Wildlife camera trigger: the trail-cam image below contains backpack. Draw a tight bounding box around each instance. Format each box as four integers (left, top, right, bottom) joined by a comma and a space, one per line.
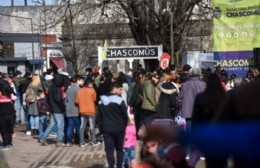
25, 88, 36, 103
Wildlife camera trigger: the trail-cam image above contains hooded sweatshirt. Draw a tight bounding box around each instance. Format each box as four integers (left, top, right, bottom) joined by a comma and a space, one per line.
47, 74, 65, 113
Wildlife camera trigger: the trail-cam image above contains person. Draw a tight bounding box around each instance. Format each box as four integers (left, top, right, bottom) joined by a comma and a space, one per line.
76, 78, 99, 147
129, 72, 144, 137
180, 68, 206, 131
19, 72, 32, 130
36, 89, 50, 141
123, 114, 136, 168
98, 71, 114, 97
180, 64, 192, 83
117, 72, 129, 106
65, 75, 84, 146
40, 74, 66, 146
141, 73, 160, 123
0, 79, 15, 150
4, 75, 21, 126
157, 72, 178, 119
25, 74, 43, 136
41, 69, 53, 95
99, 82, 128, 168
192, 73, 227, 168
225, 74, 236, 91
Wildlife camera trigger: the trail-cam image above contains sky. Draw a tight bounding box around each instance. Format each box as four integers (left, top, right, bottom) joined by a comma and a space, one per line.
0, 0, 54, 6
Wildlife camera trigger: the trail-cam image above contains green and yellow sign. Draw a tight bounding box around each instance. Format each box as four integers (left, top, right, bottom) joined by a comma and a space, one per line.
212, 0, 260, 77
213, 0, 260, 51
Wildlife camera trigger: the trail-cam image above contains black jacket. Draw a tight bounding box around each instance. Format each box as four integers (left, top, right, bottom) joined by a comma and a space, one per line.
129, 82, 143, 111
47, 74, 65, 113
157, 82, 178, 119
98, 93, 128, 133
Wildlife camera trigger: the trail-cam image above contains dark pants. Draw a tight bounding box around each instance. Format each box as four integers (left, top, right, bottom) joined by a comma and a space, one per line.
205, 156, 227, 168
140, 109, 156, 124
0, 115, 13, 146
23, 105, 30, 131
103, 132, 125, 168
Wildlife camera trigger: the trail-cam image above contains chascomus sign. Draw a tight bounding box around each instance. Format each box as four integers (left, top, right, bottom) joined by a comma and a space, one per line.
106, 46, 159, 59
98, 45, 163, 70
98, 45, 163, 61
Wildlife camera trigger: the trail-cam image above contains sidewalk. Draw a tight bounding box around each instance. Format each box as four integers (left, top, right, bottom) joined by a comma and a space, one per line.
1, 125, 205, 168
1, 125, 106, 168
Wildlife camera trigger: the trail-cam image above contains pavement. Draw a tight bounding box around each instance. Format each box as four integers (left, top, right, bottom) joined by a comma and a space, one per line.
1, 125, 205, 168
1, 125, 107, 168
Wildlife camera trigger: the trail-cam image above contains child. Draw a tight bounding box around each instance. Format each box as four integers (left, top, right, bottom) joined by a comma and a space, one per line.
36, 90, 49, 140
123, 114, 136, 168
0, 80, 15, 150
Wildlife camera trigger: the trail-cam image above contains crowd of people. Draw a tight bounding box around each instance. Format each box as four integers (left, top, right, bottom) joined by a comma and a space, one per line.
0, 64, 260, 168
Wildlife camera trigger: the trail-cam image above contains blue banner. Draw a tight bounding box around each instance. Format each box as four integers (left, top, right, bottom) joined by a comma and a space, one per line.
214, 51, 253, 77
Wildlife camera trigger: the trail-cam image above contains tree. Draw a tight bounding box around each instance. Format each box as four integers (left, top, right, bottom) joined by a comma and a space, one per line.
42, 0, 104, 74
101, 0, 210, 68
45, 0, 211, 73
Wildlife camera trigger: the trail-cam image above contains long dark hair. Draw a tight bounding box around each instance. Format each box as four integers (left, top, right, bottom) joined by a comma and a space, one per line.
204, 73, 226, 115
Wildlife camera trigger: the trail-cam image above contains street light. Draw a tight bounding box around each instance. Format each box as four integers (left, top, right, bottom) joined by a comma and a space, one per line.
0, 13, 36, 73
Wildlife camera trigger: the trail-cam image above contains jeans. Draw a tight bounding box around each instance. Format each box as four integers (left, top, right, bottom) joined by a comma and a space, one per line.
40, 113, 65, 144
103, 132, 125, 168
30, 115, 39, 129
14, 99, 20, 122
66, 116, 80, 144
39, 115, 48, 139
20, 104, 25, 124
123, 146, 135, 168
23, 105, 30, 131
80, 115, 96, 145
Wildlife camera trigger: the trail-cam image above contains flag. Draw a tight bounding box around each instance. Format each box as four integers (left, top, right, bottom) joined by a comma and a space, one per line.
101, 39, 108, 60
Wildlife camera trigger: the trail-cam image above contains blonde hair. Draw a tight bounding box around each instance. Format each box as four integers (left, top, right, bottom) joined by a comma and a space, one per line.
31, 74, 41, 87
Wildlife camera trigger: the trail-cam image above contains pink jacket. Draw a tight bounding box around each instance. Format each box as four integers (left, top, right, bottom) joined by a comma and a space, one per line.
124, 125, 136, 148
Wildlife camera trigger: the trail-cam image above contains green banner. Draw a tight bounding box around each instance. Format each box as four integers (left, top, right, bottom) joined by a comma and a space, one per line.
212, 0, 260, 51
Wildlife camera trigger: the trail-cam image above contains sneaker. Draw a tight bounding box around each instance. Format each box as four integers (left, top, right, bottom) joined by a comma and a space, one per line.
91, 142, 101, 147
1, 145, 12, 151
80, 143, 88, 148
66, 143, 72, 147
41, 141, 48, 146
49, 133, 57, 138
56, 143, 66, 147
26, 131, 31, 136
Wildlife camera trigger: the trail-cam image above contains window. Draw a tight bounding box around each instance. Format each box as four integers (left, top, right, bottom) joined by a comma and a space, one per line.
0, 0, 11, 6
